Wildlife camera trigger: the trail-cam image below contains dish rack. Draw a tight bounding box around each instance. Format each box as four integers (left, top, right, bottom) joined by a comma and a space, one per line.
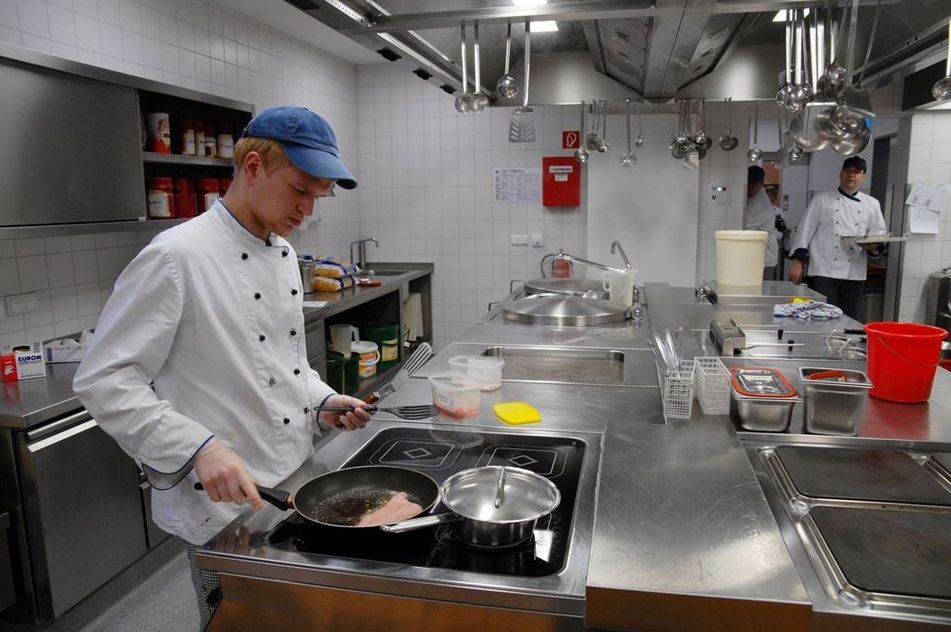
661, 363, 695, 420
694, 357, 730, 415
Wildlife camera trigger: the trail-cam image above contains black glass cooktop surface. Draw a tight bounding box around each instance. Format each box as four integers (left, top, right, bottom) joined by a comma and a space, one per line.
268, 427, 585, 577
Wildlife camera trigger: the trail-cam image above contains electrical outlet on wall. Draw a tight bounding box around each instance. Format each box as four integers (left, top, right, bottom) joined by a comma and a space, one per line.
531, 233, 544, 247
5, 292, 38, 316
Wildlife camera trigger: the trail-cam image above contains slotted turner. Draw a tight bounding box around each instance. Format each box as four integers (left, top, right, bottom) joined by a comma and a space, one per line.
322, 404, 438, 420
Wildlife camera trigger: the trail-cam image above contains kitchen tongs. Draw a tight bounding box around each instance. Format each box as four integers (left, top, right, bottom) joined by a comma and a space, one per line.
321, 404, 438, 420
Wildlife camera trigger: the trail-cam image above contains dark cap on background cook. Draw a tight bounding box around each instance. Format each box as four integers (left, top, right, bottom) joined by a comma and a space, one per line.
841, 156, 867, 173
242, 106, 357, 189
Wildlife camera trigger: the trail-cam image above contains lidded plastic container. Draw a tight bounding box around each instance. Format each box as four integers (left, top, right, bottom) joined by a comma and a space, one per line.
715, 230, 767, 287
448, 355, 504, 391
429, 371, 480, 418
729, 367, 800, 432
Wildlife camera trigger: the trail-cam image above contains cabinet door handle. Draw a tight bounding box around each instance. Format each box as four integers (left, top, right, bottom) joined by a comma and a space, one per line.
27, 419, 98, 453
25, 409, 93, 442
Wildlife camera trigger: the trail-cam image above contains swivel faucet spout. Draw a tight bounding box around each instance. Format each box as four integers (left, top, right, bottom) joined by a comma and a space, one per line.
350, 237, 379, 272
611, 240, 632, 269
539, 250, 628, 278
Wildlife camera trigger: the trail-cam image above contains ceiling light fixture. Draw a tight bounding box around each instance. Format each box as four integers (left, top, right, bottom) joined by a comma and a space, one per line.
512, 0, 547, 7
772, 9, 810, 22
532, 21, 559, 33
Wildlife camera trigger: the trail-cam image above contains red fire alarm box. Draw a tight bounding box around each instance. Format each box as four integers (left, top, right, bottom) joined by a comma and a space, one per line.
542, 156, 581, 207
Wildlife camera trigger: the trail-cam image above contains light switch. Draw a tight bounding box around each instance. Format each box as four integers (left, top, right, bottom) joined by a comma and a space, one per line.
5, 292, 38, 316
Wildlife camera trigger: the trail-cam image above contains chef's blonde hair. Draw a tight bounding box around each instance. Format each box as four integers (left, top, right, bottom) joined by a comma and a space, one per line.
233, 137, 292, 175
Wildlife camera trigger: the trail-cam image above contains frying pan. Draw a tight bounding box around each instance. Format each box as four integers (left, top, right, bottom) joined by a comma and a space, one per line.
196, 465, 439, 529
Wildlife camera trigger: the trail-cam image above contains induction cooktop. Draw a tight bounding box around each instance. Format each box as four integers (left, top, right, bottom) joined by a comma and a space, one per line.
268, 427, 586, 577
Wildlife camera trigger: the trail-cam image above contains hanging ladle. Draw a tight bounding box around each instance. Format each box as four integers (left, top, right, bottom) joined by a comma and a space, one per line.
619, 98, 637, 167
470, 22, 489, 112
634, 100, 645, 147
453, 23, 472, 113
747, 105, 762, 163
574, 101, 590, 165
932, 17, 951, 101
496, 20, 519, 99
597, 100, 609, 152
718, 98, 739, 151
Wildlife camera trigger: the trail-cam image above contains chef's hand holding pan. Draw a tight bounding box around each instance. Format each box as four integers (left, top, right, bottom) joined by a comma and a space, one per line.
320, 394, 372, 430
194, 440, 263, 511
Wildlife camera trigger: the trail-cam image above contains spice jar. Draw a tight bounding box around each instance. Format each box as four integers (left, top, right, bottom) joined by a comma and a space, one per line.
173, 178, 196, 218
203, 121, 217, 158
180, 117, 196, 156
146, 112, 171, 153
195, 119, 206, 157
197, 178, 220, 212
147, 177, 175, 218
217, 121, 234, 159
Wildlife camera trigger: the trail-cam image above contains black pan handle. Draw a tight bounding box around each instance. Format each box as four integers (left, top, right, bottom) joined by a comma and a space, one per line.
843, 328, 865, 335
193, 482, 293, 511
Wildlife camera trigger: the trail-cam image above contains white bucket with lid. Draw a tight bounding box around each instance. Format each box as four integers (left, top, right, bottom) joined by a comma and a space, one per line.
715, 230, 767, 287
352, 341, 379, 378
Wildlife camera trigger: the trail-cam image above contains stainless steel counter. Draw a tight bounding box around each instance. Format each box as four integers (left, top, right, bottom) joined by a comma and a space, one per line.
302, 262, 432, 321
0, 363, 80, 429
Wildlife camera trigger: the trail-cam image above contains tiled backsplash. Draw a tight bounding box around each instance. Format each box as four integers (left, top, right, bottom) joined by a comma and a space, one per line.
0, 0, 362, 346
901, 111, 951, 323
0, 1, 945, 350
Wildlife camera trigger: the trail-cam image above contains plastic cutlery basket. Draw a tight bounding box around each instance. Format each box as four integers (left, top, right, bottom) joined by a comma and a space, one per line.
661, 363, 695, 420
694, 357, 730, 415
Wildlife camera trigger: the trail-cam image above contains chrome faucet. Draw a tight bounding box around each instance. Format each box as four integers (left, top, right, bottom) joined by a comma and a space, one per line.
610, 240, 632, 269
539, 251, 629, 278
349, 237, 378, 272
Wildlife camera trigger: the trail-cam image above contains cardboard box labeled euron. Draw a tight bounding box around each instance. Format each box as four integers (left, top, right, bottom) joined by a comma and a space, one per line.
1, 342, 47, 382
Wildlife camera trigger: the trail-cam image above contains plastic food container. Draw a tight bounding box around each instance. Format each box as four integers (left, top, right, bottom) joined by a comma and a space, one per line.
799, 367, 872, 435
729, 367, 800, 432
448, 356, 505, 391
429, 371, 480, 418
715, 230, 767, 287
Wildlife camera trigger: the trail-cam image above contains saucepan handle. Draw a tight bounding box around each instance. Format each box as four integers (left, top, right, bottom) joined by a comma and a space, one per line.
379, 512, 459, 533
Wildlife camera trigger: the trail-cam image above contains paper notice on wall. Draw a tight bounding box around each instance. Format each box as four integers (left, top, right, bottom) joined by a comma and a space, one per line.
908, 206, 941, 234
493, 168, 541, 203
905, 183, 948, 211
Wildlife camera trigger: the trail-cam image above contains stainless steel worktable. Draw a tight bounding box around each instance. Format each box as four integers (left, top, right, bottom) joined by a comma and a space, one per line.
190, 280, 951, 631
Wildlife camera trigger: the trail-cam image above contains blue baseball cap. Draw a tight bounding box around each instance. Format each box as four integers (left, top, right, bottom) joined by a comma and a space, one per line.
243, 106, 357, 189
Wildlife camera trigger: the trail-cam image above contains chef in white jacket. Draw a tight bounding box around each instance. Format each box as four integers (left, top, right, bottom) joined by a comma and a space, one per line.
73, 106, 371, 630
788, 156, 887, 320
744, 165, 782, 279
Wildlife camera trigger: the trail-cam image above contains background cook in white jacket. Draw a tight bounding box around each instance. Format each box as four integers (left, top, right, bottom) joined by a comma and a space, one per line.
73, 107, 371, 546
745, 165, 782, 274
788, 156, 887, 319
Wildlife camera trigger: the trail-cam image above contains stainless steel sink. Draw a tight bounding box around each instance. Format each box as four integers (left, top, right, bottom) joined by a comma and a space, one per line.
482, 345, 625, 384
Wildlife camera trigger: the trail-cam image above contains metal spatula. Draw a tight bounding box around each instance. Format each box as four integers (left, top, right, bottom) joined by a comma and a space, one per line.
508, 20, 534, 142
368, 342, 433, 403
322, 404, 438, 420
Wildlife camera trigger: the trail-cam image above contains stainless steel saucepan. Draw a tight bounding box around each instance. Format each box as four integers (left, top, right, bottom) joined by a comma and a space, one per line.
382, 466, 560, 547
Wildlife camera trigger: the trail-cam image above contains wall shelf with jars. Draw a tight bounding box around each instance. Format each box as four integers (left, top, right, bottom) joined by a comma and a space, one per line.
139, 89, 252, 221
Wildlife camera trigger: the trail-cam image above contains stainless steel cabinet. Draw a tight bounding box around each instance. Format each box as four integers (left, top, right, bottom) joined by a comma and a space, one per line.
16, 409, 147, 619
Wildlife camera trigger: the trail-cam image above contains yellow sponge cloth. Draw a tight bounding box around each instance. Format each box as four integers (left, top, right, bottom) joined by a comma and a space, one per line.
493, 401, 541, 425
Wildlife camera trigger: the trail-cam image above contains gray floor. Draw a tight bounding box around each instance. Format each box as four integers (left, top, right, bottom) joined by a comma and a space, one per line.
2, 538, 198, 632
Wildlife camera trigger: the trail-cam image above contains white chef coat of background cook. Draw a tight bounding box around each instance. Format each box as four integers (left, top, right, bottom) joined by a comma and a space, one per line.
791, 189, 887, 281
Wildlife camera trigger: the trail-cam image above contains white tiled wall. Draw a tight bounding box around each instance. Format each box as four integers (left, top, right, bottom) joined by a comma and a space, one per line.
355, 65, 587, 347
900, 111, 951, 323
0, 0, 362, 346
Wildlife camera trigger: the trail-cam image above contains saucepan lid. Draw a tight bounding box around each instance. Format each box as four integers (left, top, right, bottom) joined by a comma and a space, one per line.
440, 466, 560, 524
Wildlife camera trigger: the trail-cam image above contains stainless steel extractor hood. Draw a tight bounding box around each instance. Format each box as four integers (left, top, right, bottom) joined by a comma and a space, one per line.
284, 0, 951, 104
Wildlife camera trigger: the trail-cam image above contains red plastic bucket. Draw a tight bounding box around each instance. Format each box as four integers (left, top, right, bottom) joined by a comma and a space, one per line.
864, 321, 948, 403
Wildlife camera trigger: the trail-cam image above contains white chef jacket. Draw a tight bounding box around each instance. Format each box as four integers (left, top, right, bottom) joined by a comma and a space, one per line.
791, 189, 887, 281
744, 188, 781, 267
74, 201, 335, 544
